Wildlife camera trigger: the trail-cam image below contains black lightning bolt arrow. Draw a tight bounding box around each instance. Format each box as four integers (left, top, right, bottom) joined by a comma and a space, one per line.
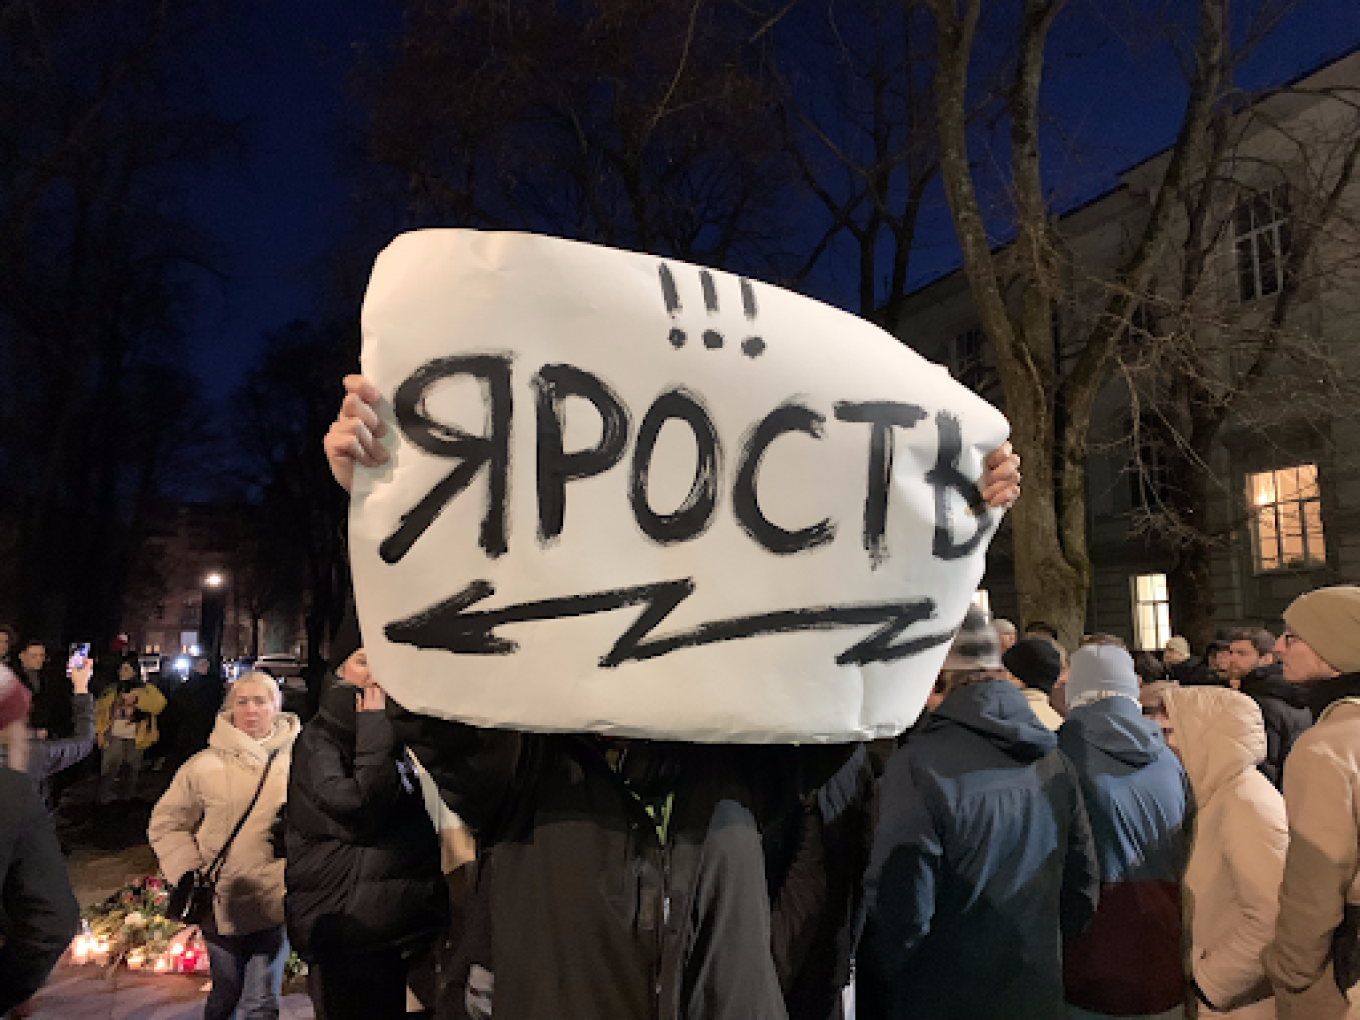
383, 579, 958, 668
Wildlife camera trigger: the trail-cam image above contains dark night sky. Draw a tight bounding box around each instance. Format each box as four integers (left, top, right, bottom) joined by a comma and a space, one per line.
183, 1, 399, 400
184, 1, 1360, 401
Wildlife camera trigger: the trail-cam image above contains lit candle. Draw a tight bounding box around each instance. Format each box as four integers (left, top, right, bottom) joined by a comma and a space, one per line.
71, 936, 89, 965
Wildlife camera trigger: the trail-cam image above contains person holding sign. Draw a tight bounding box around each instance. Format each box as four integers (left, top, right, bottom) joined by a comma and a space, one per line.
325, 373, 1019, 1020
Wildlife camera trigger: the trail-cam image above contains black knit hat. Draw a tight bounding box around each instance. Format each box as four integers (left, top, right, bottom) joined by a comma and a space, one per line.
1002, 637, 1064, 694
328, 600, 363, 672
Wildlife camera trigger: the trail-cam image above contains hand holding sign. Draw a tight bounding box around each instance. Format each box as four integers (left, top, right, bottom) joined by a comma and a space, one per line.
326, 376, 388, 491
347, 230, 1013, 742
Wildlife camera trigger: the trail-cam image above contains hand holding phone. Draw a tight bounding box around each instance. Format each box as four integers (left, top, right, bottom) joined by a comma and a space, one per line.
66, 642, 90, 674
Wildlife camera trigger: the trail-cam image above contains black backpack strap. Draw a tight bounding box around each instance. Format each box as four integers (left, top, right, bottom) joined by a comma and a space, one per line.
203, 748, 279, 882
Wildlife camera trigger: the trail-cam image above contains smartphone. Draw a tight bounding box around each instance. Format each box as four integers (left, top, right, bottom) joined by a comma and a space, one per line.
66, 642, 91, 673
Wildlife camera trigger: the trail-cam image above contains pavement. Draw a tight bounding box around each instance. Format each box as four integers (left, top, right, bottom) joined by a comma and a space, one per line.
26, 966, 315, 1020
18, 760, 314, 1020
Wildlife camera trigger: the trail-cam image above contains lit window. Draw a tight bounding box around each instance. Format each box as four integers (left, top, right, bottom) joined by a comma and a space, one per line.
1131, 573, 1171, 651
972, 590, 991, 614
1234, 186, 1291, 302
1248, 465, 1325, 571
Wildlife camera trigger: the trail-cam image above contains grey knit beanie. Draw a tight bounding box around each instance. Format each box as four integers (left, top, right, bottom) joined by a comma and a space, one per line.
1066, 645, 1141, 708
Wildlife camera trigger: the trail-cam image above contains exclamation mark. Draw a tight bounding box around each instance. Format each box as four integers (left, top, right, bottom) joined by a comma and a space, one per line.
659, 264, 685, 348
740, 279, 764, 358
700, 270, 723, 349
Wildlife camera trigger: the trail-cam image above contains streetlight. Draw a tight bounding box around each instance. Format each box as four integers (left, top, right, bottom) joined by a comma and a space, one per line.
200, 572, 228, 661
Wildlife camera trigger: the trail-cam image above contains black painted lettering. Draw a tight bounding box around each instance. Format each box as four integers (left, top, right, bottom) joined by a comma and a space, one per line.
733, 403, 835, 555
834, 401, 928, 567
629, 388, 721, 545
382, 354, 513, 564
533, 364, 630, 543
926, 411, 994, 560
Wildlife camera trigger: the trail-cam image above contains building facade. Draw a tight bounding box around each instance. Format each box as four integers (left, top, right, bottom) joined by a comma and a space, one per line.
894, 49, 1360, 649
121, 502, 305, 660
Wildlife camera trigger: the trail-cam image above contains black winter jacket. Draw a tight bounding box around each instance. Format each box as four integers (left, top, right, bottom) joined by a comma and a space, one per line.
0, 767, 79, 1012
776, 743, 879, 1020
389, 698, 856, 1020
858, 678, 1101, 1020
1239, 663, 1313, 789
284, 685, 446, 961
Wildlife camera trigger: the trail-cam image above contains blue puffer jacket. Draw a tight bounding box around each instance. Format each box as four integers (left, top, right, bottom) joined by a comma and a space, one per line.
1058, 696, 1191, 1017
859, 678, 1100, 1020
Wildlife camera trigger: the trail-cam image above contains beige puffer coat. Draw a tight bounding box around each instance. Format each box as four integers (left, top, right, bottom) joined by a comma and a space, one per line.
148, 710, 299, 936
1264, 696, 1360, 1020
1164, 686, 1289, 1019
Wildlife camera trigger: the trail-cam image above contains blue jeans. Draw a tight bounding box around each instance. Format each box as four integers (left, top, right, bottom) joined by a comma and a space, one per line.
204, 925, 288, 1020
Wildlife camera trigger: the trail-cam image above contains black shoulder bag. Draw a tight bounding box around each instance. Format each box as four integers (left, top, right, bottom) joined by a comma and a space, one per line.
167, 749, 279, 928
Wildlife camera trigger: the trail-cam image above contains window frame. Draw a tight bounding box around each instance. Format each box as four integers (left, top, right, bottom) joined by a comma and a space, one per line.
949, 325, 987, 392
1233, 185, 1292, 303
1130, 573, 1172, 652
1246, 463, 1326, 573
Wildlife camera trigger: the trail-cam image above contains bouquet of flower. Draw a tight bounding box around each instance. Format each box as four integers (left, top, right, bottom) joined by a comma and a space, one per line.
73, 875, 308, 981
74, 876, 206, 974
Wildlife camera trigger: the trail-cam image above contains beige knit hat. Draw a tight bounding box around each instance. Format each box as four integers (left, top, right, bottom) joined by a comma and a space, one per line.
1163, 636, 1190, 658
1283, 585, 1360, 673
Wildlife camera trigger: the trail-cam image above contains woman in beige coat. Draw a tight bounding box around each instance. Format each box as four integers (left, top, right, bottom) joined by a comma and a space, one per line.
149, 671, 300, 1020
1162, 685, 1289, 1019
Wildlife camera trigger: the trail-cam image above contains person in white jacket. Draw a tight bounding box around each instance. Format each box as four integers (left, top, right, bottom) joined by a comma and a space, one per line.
148, 671, 300, 1020
1162, 685, 1288, 1018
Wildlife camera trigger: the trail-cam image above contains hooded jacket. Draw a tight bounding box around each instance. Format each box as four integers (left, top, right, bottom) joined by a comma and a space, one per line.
1058, 694, 1190, 1017
1238, 664, 1312, 790
1164, 686, 1288, 1019
858, 677, 1100, 1020
389, 699, 857, 1020
284, 684, 446, 961
148, 710, 300, 936
1263, 680, 1360, 1020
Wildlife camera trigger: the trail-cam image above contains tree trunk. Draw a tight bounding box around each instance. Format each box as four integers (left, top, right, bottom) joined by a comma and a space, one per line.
1001, 359, 1089, 647
1170, 541, 1216, 652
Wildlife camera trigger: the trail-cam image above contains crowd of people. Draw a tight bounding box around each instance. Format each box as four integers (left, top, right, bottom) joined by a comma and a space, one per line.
0, 377, 1356, 1020
0, 637, 231, 1018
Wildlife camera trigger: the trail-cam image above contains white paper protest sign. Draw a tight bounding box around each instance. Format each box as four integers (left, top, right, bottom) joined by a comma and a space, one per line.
350, 229, 1009, 742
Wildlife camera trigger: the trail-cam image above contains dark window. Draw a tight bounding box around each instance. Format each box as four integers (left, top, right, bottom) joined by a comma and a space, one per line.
951, 326, 987, 391
1234, 186, 1291, 302
1128, 414, 1171, 509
